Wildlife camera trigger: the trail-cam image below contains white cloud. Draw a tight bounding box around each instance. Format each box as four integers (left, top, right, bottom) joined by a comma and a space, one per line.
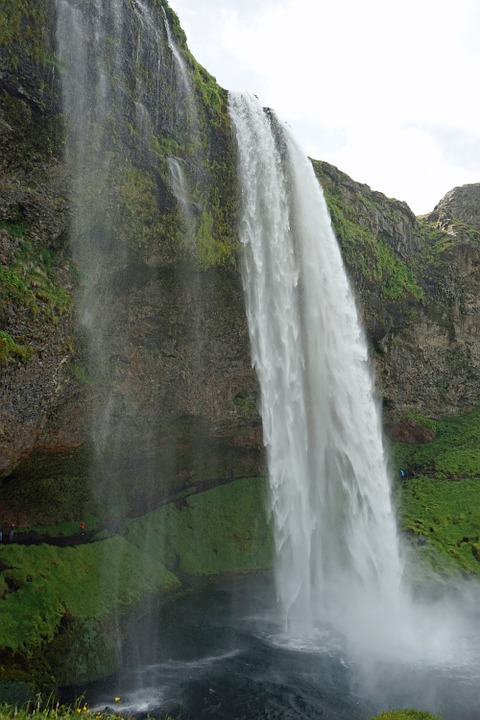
170, 0, 480, 213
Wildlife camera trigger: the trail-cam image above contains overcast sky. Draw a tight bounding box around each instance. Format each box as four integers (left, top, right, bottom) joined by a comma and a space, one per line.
169, 0, 480, 215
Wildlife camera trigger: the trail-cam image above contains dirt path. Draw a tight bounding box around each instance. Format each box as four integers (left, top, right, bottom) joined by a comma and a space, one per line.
0, 473, 261, 549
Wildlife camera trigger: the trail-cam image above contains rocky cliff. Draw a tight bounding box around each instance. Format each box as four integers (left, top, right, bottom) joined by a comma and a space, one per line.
2, 0, 480, 480
1, 0, 480, 482
314, 162, 480, 435
0, 0, 78, 476
0, 0, 260, 488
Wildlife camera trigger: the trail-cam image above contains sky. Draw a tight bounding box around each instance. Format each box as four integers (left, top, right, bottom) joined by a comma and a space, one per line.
169, 0, 480, 215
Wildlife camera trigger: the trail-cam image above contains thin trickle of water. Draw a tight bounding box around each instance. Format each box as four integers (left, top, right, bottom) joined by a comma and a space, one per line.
162, 6, 199, 132
161, 6, 203, 255
229, 91, 404, 637
167, 157, 196, 241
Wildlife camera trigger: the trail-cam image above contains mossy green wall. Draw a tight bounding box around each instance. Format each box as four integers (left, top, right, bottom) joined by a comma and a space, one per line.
0, 477, 272, 689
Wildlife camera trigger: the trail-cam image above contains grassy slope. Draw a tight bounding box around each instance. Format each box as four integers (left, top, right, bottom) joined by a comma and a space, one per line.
2, 405, 480, 655
126, 476, 272, 575
0, 477, 271, 654
392, 407, 480, 577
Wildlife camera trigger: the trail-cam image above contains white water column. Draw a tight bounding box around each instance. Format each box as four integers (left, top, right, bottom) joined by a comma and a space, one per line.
229, 91, 404, 635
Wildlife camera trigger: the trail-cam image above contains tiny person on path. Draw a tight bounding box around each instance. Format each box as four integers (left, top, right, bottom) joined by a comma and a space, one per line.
8, 524, 14, 542
80, 521, 85, 537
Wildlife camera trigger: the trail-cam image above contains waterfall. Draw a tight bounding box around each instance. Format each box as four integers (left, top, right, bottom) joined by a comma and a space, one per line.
162, 6, 200, 133
167, 157, 196, 241
54, 0, 204, 617
229, 91, 405, 639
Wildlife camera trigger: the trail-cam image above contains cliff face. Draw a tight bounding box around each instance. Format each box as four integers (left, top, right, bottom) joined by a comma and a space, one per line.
0, 0, 80, 475
1, 2, 480, 476
313, 162, 480, 430
0, 0, 260, 483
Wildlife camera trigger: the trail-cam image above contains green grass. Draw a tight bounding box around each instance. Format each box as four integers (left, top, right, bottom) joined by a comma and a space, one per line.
0, 477, 271, 655
317, 180, 423, 302
0, 702, 133, 720
0, 703, 438, 720
126, 476, 273, 576
392, 407, 480, 576
0, 539, 179, 653
0, 331, 33, 364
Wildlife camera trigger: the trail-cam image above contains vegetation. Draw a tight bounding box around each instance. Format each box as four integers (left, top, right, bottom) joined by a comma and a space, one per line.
0, 701, 133, 720
0, 331, 33, 364
392, 407, 480, 576
0, 702, 439, 720
116, 161, 180, 256
0, 220, 72, 339
2, 449, 94, 528
0, 476, 271, 672
0, 0, 52, 67
1, 0, 478, 711
0, 539, 179, 652
0, 703, 441, 720
0, 0, 63, 164
126, 476, 273, 576
313, 162, 424, 302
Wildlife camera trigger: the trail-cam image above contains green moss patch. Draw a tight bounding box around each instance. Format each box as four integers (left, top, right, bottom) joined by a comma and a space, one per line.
126, 476, 273, 576
0, 474, 272, 665
0, 331, 33, 364
0, 230, 72, 331
312, 161, 423, 302
0, 538, 179, 653
327, 198, 423, 301
393, 407, 480, 576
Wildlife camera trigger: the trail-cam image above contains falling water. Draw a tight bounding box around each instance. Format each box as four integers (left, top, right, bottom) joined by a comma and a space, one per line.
54, 0, 206, 641
55, 0, 201, 476
167, 157, 196, 241
162, 6, 200, 133
229, 91, 405, 639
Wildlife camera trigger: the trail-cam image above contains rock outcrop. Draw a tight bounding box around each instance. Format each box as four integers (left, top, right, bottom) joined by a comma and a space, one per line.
0, 0, 259, 481
429, 183, 480, 228
314, 161, 480, 422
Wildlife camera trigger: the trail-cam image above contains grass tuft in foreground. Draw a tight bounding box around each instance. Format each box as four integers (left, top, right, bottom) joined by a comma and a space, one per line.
0, 701, 126, 720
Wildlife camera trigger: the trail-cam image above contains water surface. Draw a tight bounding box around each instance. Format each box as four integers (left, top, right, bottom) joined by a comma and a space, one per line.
89, 575, 480, 720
